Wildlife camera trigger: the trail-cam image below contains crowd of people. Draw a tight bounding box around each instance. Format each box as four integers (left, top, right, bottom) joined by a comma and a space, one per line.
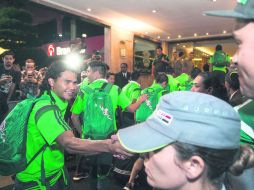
0, 1, 254, 190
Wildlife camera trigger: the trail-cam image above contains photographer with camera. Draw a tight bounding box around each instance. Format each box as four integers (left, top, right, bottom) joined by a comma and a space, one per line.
20, 59, 42, 99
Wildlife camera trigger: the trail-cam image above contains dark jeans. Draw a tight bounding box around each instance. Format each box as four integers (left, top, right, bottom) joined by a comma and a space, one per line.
14, 174, 68, 190
121, 112, 135, 129
212, 70, 226, 85
0, 92, 8, 123
89, 153, 113, 190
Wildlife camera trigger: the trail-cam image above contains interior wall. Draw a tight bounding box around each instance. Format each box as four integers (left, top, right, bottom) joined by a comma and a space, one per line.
104, 26, 134, 73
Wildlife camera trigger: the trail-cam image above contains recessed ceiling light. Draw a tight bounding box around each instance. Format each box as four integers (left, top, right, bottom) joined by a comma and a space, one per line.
183, 45, 186, 48
178, 35, 181, 38
223, 30, 227, 34
194, 33, 197, 37
87, 8, 92, 12
212, 0, 217, 2
206, 32, 209, 35
152, 10, 157, 13
157, 35, 160, 39
167, 36, 170, 39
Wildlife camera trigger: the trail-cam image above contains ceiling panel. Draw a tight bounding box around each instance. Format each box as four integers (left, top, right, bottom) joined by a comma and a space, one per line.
33, 0, 237, 40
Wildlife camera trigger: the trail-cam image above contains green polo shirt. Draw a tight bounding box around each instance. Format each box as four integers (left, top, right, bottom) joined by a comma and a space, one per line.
16, 91, 70, 187
71, 79, 129, 135
119, 81, 141, 106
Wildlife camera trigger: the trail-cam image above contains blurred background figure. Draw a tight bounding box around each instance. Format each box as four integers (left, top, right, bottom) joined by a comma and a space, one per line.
151, 46, 169, 78
209, 44, 230, 84
106, 72, 115, 84
20, 59, 42, 99
191, 72, 228, 102
225, 71, 246, 107
115, 63, 131, 89
0, 51, 21, 122
182, 51, 194, 75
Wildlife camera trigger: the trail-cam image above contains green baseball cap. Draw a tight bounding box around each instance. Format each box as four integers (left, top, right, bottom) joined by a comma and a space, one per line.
204, 0, 254, 20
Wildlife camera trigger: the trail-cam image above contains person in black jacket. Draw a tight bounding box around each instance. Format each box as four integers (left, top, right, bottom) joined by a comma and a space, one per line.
115, 63, 131, 89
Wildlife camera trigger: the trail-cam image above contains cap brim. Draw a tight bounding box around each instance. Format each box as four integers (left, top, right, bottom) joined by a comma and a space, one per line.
203, 10, 250, 19
117, 122, 174, 153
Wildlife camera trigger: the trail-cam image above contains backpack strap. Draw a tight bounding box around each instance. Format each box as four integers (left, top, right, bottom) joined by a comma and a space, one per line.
82, 85, 94, 94
26, 144, 47, 167
35, 104, 59, 124
34, 102, 60, 189
101, 82, 113, 93
161, 90, 169, 96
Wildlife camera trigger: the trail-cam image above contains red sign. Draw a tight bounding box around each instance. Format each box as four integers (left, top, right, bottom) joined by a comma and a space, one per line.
47, 44, 55, 56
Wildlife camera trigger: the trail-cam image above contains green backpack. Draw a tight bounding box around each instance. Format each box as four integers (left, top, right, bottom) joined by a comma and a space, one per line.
136, 87, 167, 123
81, 82, 115, 140
213, 51, 227, 67
0, 97, 54, 175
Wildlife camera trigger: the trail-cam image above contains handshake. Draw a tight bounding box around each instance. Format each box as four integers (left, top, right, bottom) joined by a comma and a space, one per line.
110, 134, 133, 159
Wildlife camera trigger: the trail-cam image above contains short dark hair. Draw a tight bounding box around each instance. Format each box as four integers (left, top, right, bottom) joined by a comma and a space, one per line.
178, 51, 184, 57
106, 72, 115, 79
25, 59, 35, 65
121, 63, 128, 68
215, 44, 222, 51
190, 67, 201, 79
88, 60, 107, 78
2, 51, 15, 58
39, 60, 78, 96
156, 46, 163, 51
198, 72, 228, 101
173, 142, 239, 181
225, 72, 240, 91
156, 73, 168, 84
130, 71, 140, 81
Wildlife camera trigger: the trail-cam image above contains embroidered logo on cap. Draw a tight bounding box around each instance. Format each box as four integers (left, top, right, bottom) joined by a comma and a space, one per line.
154, 109, 173, 126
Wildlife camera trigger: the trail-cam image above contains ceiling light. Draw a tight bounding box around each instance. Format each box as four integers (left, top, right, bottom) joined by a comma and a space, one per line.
206, 32, 209, 35
145, 31, 149, 34
58, 33, 62, 37
223, 30, 227, 34
183, 45, 186, 48
82, 33, 87, 38
178, 35, 181, 38
152, 10, 157, 13
194, 33, 197, 37
167, 36, 170, 39
87, 8, 92, 12
157, 35, 160, 39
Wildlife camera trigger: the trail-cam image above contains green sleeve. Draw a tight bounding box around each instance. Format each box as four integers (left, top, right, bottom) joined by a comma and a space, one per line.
208, 56, 213, 64
71, 94, 85, 115
226, 55, 231, 62
118, 91, 131, 111
131, 90, 141, 101
37, 108, 70, 145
